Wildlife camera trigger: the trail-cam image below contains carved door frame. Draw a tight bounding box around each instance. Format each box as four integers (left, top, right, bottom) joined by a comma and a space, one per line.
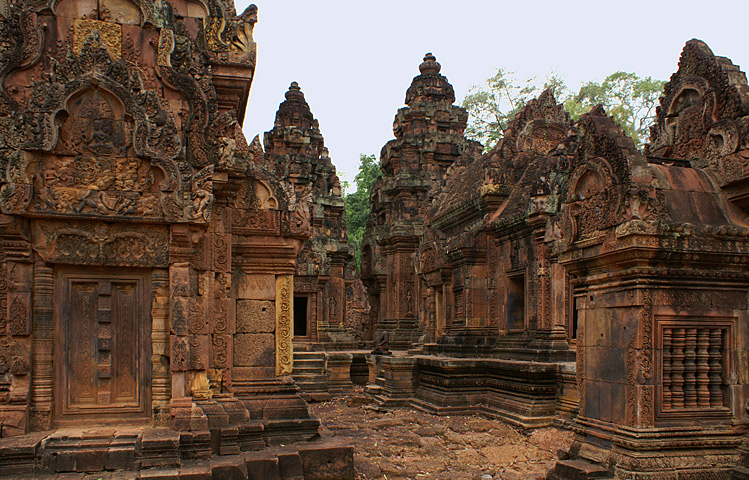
53, 267, 152, 426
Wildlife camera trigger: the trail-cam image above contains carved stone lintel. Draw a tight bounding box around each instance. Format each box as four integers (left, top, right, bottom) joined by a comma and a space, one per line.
32, 221, 169, 268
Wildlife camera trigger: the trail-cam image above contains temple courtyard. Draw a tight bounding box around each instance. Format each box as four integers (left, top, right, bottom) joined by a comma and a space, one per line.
311, 389, 574, 480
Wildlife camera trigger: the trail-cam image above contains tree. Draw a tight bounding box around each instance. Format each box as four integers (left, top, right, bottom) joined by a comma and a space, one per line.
344, 154, 382, 268
570, 72, 665, 146
462, 69, 541, 150
462, 70, 665, 149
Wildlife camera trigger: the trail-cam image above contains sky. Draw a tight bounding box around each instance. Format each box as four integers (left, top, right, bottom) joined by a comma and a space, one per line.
235, 0, 749, 191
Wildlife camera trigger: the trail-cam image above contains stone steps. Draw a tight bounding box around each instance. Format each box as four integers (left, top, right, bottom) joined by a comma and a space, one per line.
0, 429, 354, 479
292, 352, 330, 401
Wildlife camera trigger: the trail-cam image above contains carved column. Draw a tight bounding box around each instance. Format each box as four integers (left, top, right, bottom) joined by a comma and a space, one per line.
151, 268, 170, 417
31, 262, 53, 431
275, 275, 293, 376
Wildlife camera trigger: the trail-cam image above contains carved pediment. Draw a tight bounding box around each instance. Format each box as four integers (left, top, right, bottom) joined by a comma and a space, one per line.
565, 157, 621, 240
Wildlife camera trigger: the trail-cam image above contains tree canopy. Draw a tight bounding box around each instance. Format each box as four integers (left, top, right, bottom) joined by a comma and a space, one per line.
344, 154, 382, 268
462, 70, 665, 150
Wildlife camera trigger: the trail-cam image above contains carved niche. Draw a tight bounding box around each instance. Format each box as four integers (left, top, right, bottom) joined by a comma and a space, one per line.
566, 157, 620, 240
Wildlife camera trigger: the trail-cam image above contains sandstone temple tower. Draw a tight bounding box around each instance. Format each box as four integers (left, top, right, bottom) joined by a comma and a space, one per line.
360, 53, 482, 349
263, 82, 368, 351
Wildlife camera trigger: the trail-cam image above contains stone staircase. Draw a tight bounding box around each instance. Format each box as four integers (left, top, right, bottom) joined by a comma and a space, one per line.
292, 352, 330, 402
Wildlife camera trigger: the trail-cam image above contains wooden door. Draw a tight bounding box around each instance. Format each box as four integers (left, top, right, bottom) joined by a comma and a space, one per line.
55, 270, 150, 424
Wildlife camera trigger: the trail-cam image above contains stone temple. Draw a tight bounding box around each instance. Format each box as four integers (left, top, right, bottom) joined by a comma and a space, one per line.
0, 0, 353, 478
361, 45, 749, 479
0, 1, 746, 479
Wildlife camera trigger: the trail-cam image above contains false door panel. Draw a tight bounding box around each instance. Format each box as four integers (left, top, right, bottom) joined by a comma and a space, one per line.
56, 270, 150, 424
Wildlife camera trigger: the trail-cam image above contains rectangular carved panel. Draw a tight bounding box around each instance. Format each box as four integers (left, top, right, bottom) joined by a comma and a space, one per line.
55, 269, 150, 425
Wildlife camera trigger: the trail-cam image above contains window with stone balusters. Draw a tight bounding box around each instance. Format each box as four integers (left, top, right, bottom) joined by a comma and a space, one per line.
657, 318, 733, 417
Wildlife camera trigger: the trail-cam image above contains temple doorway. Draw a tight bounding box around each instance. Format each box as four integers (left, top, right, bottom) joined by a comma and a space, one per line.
54, 269, 151, 425
294, 296, 308, 337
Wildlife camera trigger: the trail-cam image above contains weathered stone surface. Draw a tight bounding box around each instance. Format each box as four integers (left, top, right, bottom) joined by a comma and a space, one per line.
244, 450, 280, 480
236, 300, 275, 333
236, 275, 276, 301
233, 334, 275, 367
297, 441, 355, 480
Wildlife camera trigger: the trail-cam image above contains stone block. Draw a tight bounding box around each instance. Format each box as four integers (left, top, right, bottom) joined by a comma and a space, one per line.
0, 404, 29, 437
100, 0, 142, 25
178, 430, 211, 460
106, 446, 136, 470
277, 449, 303, 479
0, 431, 47, 475
210, 455, 248, 480
243, 451, 280, 480
233, 334, 274, 367
237, 421, 265, 452
237, 275, 276, 300
210, 298, 233, 335
50, 0, 98, 19
178, 461, 211, 480
326, 353, 354, 394
139, 468, 180, 479
45, 451, 76, 472
297, 441, 355, 480
74, 448, 106, 472
236, 300, 275, 333
549, 459, 612, 479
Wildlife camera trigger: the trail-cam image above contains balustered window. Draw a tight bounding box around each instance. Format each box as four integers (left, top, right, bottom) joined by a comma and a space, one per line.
657, 318, 732, 417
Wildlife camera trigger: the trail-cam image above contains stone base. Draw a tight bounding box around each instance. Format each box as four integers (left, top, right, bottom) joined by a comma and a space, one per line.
546, 459, 613, 479
366, 354, 563, 429
547, 423, 746, 480
0, 428, 354, 479
234, 380, 321, 446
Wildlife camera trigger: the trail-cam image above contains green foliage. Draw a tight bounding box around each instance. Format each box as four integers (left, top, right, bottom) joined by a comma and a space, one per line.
463, 70, 665, 150
571, 72, 665, 146
462, 69, 541, 151
344, 154, 382, 268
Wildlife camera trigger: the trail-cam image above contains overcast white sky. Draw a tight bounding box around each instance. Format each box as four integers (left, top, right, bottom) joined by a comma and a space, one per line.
236, 0, 749, 190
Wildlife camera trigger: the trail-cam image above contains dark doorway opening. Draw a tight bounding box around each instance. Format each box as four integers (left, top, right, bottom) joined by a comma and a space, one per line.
507, 274, 525, 331
294, 296, 308, 337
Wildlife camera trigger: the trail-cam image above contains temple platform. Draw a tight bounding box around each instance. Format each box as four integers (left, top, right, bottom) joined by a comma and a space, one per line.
0, 427, 354, 480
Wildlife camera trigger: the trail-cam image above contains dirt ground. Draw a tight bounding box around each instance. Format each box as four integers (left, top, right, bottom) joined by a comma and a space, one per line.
310, 388, 574, 480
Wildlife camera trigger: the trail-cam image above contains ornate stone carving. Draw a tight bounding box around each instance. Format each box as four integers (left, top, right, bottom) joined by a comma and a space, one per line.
210, 334, 229, 369
73, 20, 122, 61
566, 157, 620, 239
8, 293, 30, 336
275, 275, 292, 376
33, 221, 169, 267
171, 337, 188, 372
626, 290, 653, 427
157, 28, 175, 67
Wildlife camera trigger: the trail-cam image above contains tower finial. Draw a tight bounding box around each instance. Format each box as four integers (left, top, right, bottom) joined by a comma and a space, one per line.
285, 81, 304, 101
419, 53, 441, 75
